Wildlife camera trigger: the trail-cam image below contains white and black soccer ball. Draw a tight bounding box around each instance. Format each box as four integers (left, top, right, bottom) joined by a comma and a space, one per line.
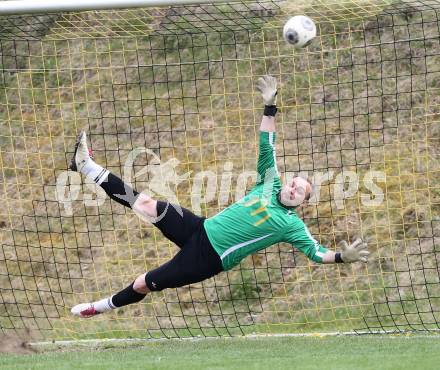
283, 15, 316, 48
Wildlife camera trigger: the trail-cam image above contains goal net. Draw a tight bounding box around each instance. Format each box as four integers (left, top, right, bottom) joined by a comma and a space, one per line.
1, 0, 440, 341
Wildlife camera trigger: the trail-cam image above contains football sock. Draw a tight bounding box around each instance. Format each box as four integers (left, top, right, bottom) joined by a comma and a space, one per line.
99, 172, 140, 208
93, 297, 116, 313
80, 156, 140, 208
93, 282, 146, 312
111, 282, 146, 308
81, 158, 109, 185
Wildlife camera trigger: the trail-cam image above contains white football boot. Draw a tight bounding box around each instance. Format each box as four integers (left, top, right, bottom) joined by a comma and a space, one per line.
69, 131, 93, 172
71, 303, 101, 318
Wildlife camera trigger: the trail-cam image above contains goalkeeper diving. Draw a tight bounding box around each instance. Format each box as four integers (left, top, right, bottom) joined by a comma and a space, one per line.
70, 75, 370, 318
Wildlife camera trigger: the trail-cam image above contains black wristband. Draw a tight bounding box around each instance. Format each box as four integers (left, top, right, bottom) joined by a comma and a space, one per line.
264, 105, 277, 117
335, 252, 344, 263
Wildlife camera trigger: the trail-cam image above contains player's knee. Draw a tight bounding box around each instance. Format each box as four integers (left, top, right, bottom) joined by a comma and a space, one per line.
132, 194, 157, 219
133, 273, 149, 294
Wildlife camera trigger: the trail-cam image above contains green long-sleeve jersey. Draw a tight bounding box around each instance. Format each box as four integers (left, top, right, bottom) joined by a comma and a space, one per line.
204, 131, 329, 271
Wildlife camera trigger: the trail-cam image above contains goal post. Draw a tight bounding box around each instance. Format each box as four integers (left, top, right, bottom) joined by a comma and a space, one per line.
1, 0, 440, 341
0, 0, 235, 15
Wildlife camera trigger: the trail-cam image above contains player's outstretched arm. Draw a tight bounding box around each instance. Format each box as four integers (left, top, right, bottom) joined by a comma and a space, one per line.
255, 75, 280, 184
286, 223, 370, 265
256, 75, 278, 132
321, 238, 370, 264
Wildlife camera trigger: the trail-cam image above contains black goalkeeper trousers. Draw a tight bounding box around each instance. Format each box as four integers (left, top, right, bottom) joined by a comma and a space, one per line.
145, 201, 223, 291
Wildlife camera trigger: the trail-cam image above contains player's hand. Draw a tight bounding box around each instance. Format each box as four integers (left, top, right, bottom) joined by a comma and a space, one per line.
340, 238, 369, 263
256, 75, 277, 106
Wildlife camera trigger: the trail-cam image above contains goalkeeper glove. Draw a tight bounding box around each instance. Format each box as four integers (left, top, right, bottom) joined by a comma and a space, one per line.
339, 238, 369, 263
256, 75, 278, 106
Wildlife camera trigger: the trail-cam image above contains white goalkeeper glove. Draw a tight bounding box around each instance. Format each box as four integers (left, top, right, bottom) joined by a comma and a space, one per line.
256, 75, 278, 106
340, 238, 369, 263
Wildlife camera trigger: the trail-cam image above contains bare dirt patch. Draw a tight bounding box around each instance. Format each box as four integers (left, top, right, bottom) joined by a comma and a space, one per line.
0, 332, 37, 355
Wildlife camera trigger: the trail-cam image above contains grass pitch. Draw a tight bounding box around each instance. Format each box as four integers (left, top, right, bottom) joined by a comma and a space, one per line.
1, 335, 439, 370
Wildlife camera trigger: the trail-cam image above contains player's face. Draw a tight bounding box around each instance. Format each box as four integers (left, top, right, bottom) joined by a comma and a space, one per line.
279, 177, 311, 207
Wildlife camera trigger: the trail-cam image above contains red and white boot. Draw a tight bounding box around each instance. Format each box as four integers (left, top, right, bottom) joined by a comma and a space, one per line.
71, 297, 115, 318
69, 131, 93, 172
68, 131, 108, 185
71, 303, 101, 318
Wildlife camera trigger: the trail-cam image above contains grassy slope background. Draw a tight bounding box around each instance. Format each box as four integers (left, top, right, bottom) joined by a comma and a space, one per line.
0, 0, 440, 341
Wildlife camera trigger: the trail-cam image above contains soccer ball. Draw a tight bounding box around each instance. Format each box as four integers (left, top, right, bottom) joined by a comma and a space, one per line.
283, 15, 316, 48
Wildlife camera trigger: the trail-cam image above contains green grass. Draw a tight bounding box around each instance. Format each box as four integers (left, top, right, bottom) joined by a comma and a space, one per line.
2, 335, 440, 370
